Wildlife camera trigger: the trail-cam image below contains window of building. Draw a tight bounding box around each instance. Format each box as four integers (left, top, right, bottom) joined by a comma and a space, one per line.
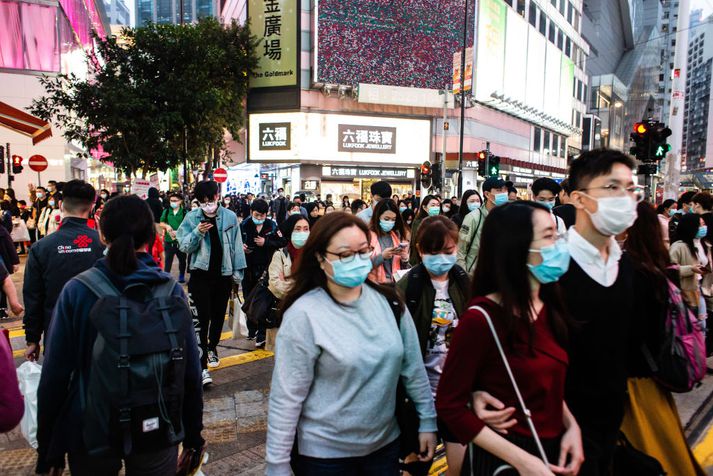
518, 0, 526, 16
583, 84, 588, 103
567, 1, 574, 23
529, 2, 537, 25
557, 30, 564, 49
551, 0, 557, 7
534, 127, 541, 151
539, 11, 547, 35
565, 37, 572, 57
549, 23, 556, 43
543, 130, 551, 153
552, 135, 560, 157
559, 0, 565, 16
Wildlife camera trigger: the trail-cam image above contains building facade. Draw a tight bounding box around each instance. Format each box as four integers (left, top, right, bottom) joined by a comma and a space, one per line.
237, 0, 588, 199
136, 0, 218, 25
0, 0, 112, 198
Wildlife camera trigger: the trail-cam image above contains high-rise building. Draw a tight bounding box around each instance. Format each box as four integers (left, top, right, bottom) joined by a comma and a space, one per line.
658, 0, 683, 121
682, 14, 713, 171
136, 0, 217, 26
104, 0, 130, 25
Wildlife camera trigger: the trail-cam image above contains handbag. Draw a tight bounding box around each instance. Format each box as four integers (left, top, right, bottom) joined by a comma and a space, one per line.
612, 432, 665, 475
466, 305, 550, 475
241, 271, 278, 327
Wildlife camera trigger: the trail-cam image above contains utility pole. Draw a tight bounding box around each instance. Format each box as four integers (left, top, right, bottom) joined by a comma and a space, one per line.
442, 90, 448, 196
457, 0, 469, 197
5, 143, 12, 188
663, 0, 690, 199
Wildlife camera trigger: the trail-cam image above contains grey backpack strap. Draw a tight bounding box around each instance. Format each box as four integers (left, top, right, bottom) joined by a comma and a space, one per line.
152, 278, 178, 299
74, 268, 121, 298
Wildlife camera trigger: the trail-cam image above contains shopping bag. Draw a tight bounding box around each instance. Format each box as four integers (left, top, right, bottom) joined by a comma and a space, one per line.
17, 361, 42, 448
11, 219, 31, 242
227, 293, 248, 338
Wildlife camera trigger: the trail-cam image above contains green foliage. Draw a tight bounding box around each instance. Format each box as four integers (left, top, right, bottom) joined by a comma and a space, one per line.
30, 18, 258, 176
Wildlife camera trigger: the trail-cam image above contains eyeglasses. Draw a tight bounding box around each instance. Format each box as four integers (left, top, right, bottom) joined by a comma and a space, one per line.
324, 247, 374, 264
579, 184, 645, 202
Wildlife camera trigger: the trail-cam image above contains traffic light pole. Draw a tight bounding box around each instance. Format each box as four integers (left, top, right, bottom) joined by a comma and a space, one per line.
457, 0, 469, 197
485, 142, 490, 179
5, 143, 11, 189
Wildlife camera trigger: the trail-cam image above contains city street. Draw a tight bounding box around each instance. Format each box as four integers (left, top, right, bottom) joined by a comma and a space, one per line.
2, 256, 713, 475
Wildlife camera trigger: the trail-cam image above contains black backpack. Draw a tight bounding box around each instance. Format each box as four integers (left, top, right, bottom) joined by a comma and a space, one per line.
74, 267, 192, 457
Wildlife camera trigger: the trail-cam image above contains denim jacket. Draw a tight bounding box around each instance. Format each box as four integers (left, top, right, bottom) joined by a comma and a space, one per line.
177, 206, 246, 282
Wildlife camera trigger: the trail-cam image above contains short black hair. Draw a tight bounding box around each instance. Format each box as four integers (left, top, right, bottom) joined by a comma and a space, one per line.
532, 178, 562, 196
62, 180, 96, 213
169, 192, 184, 200
48, 180, 57, 186
560, 178, 572, 195
693, 192, 713, 211
678, 191, 696, 208
36, 186, 46, 193
250, 199, 269, 214
277, 187, 284, 192
194, 181, 219, 202
568, 149, 635, 191
370, 181, 393, 199
350, 199, 366, 214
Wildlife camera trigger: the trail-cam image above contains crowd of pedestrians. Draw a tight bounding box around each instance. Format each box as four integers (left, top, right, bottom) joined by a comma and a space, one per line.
0, 147, 710, 476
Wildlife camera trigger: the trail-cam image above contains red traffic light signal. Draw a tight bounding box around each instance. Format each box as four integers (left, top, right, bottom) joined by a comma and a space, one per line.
11, 155, 23, 174
478, 151, 487, 160
634, 122, 648, 135
420, 161, 432, 176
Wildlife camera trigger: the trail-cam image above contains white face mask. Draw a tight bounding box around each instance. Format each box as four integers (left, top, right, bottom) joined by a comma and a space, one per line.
584, 195, 638, 236
200, 201, 218, 215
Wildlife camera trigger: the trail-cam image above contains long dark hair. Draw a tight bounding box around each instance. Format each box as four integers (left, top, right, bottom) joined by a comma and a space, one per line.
458, 190, 481, 219
100, 195, 155, 275
370, 198, 407, 239
472, 201, 568, 348
676, 213, 705, 257
624, 202, 671, 302
279, 213, 404, 319
416, 195, 440, 220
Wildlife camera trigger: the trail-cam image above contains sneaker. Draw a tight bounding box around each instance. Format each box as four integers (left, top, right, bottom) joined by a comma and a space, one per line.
255, 339, 266, 349
202, 369, 213, 386
207, 350, 220, 368
178, 274, 186, 284
247, 335, 256, 341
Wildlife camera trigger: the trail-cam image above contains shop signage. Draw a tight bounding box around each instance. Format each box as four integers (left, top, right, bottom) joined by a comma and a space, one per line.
302, 180, 319, 190
323, 166, 412, 179
259, 122, 291, 150
337, 125, 396, 154
248, 0, 298, 88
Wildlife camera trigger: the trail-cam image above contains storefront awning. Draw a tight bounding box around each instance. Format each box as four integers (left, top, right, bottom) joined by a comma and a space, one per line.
0, 101, 52, 145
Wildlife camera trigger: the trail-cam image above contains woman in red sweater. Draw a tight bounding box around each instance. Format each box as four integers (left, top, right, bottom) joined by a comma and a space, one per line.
436, 202, 584, 476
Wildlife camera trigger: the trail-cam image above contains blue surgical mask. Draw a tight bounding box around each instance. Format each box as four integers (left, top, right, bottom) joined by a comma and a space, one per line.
697, 226, 708, 239
170, 202, 180, 209
327, 253, 373, 288
380, 219, 395, 232
528, 240, 571, 284
422, 253, 457, 276
669, 209, 677, 217
252, 217, 265, 225
290, 210, 301, 216
427, 206, 440, 216
538, 200, 556, 210
291, 231, 309, 248
467, 201, 481, 212
493, 192, 509, 206
399, 206, 407, 212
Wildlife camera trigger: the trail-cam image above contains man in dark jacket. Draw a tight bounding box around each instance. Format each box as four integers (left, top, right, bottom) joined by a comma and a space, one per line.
270, 188, 289, 225
146, 187, 165, 223
240, 198, 286, 347
23, 180, 105, 361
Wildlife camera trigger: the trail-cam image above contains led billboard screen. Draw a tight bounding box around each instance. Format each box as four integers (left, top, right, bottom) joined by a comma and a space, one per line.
314, 0, 475, 89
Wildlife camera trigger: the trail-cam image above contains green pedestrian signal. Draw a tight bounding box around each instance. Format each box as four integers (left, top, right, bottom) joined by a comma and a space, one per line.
489, 155, 500, 176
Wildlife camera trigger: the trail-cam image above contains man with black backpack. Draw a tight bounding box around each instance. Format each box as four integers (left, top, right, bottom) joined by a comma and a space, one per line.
160, 192, 188, 283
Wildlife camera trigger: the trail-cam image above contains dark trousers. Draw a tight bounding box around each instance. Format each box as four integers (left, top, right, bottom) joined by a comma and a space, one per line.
242, 264, 267, 342
68, 445, 178, 476
188, 275, 232, 369
291, 438, 400, 476
164, 241, 187, 275
577, 425, 618, 476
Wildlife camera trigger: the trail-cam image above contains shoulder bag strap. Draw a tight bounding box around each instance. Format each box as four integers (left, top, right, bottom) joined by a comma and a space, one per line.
467, 305, 550, 466
464, 209, 484, 271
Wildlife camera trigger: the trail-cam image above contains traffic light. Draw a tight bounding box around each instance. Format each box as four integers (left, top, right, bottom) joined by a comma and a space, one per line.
0, 146, 4, 174
489, 155, 501, 176
630, 122, 649, 162
11, 155, 22, 174
651, 123, 672, 160
431, 161, 443, 190
420, 160, 432, 189
477, 150, 487, 176
629, 120, 672, 162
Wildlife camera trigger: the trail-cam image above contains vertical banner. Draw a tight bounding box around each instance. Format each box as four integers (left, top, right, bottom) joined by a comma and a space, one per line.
474, 0, 506, 102
248, 0, 298, 88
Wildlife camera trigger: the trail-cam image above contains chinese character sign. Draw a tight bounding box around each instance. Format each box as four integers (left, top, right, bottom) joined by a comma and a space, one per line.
338, 125, 397, 154
249, 0, 298, 88
259, 122, 291, 150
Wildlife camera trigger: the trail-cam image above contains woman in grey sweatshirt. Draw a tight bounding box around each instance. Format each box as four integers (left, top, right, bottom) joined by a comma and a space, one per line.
266, 213, 437, 475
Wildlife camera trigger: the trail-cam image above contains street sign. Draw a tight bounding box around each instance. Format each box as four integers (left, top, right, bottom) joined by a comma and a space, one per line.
213, 168, 228, 183
28, 155, 48, 172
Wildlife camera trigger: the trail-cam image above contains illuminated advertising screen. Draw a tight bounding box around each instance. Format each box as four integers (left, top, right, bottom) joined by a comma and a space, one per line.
314, 0, 475, 89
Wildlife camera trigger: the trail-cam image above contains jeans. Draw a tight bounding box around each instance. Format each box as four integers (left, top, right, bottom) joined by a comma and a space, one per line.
242, 264, 267, 342
164, 241, 187, 275
187, 275, 232, 369
291, 439, 400, 476
68, 445, 178, 476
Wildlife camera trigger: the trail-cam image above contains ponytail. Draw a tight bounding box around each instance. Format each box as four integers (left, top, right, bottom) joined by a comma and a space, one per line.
108, 233, 138, 275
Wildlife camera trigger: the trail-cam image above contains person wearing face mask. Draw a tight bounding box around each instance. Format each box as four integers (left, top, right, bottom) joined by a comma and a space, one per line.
368, 199, 409, 284
160, 192, 188, 283
656, 199, 678, 248
177, 180, 247, 386
266, 213, 437, 475
31, 185, 49, 240
266, 215, 310, 351
401, 208, 416, 233
46, 180, 62, 203
409, 195, 441, 266
438, 202, 582, 476
456, 177, 509, 275
441, 199, 455, 219
531, 178, 567, 235
38, 195, 62, 237
357, 180, 393, 223
396, 216, 470, 475
669, 190, 696, 244
669, 213, 711, 317
240, 199, 285, 348
270, 188, 289, 225
452, 190, 482, 229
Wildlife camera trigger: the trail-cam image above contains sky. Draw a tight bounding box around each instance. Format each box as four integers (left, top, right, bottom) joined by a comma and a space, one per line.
691, 0, 713, 18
